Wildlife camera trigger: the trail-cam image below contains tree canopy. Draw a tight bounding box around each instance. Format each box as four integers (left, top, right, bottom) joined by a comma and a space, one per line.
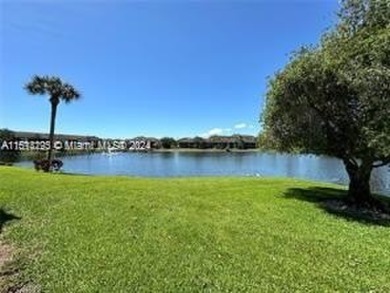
261, 0, 390, 207
25, 75, 81, 104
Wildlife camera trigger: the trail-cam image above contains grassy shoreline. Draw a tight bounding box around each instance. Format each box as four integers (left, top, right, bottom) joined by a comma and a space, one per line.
0, 166, 389, 291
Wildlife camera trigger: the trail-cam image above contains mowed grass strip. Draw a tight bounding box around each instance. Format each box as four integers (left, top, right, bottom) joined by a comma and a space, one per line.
0, 166, 389, 292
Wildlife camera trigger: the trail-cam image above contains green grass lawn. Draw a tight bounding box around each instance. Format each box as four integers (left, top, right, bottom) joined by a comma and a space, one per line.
0, 166, 389, 292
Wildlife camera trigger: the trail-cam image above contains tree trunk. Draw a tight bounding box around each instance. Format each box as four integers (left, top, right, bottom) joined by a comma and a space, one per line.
346, 166, 372, 205
343, 159, 385, 209
47, 100, 58, 172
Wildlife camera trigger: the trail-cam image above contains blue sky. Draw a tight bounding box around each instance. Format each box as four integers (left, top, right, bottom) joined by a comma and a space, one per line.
1, 0, 338, 139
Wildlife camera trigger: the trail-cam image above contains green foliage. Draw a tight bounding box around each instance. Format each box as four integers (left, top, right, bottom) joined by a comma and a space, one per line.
160, 137, 177, 149
262, 0, 390, 166
1, 167, 390, 291
0, 129, 20, 164
257, 131, 297, 152
337, 0, 390, 37
25, 75, 81, 104
193, 136, 208, 149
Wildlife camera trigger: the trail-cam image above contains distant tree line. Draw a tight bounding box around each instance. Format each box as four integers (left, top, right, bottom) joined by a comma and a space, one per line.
2, 131, 259, 157
160, 135, 258, 150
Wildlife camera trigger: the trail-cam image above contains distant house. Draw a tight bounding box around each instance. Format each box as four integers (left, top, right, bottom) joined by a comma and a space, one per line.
208, 135, 237, 149
177, 137, 196, 148
177, 135, 257, 149
244, 136, 257, 149
130, 136, 161, 149
233, 135, 257, 149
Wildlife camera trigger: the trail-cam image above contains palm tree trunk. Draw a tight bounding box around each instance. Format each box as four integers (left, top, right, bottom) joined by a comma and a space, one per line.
47, 100, 58, 172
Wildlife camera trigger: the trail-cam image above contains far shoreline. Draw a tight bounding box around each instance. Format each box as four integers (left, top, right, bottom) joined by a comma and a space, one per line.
150, 148, 260, 153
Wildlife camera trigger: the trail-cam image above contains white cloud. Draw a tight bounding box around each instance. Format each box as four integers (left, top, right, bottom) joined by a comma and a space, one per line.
199, 123, 255, 138
200, 127, 229, 138
208, 128, 224, 135
234, 123, 247, 129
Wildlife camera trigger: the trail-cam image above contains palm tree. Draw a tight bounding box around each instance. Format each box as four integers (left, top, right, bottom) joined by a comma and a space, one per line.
25, 75, 80, 171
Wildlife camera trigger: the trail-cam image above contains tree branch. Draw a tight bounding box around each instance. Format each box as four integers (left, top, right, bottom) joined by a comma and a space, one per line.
348, 157, 359, 167
373, 158, 390, 168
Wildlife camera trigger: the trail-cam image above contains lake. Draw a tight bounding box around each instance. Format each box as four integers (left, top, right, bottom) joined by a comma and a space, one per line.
17, 151, 390, 196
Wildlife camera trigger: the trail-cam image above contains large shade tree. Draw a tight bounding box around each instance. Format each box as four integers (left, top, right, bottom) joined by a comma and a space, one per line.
25, 75, 81, 171
262, 0, 390, 209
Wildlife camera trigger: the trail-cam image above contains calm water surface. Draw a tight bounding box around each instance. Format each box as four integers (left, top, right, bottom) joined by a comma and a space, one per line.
17, 152, 390, 195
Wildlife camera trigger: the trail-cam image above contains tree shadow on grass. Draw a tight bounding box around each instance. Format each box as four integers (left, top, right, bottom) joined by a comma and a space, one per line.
57, 172, 91, 176
284, 187, 390, 227
0, 209, 21, 234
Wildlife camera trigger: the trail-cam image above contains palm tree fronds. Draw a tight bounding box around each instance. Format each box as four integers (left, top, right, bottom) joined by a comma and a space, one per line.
62, 83, 81, 103
25, 75, 81, 102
